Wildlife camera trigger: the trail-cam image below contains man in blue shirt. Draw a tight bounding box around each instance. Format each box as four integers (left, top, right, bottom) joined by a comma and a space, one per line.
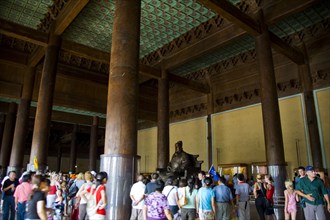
213, 176, 234, 220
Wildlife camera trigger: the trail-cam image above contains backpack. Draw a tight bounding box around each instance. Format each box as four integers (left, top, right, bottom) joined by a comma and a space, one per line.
68, 182, 78, 198
86, 185, 101, 217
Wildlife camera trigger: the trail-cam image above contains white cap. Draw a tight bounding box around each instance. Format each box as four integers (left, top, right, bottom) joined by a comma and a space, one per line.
91, 171, 97, 177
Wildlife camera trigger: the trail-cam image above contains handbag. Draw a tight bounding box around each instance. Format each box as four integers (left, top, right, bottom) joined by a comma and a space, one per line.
86, 185, 101, 217
259, 183, 272, 208
179, 187, 187, 206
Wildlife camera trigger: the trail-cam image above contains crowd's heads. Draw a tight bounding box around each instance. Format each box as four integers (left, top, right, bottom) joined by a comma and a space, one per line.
32, 175, 51, 191
137, 175, 144, 182
76, 172, 84, 180
237, 173, 245, 182
264, 174, 273, 183
218, 175, 226, 184
305, 165, 314, 172
256, 174, 262, 180
179, 179, 187, 187
204, 177, 213, 187
22, 173, 31, 183
8, 171, 16, 180
285, 180, 293, 190
151, 173, 159, 180
298, 166, 306, 177
198, 171, 206, 180
84, 171, 94, 182
305, 165, 316, 178
165, 178, 174, 186
95, 171, 108, 183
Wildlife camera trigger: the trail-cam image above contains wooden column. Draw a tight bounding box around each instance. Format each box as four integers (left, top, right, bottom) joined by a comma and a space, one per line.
157, 66, 169, 170
255, 25, 286, 199
28, 34, 61, 172
0, 103, 17, 174
56, 145, 62, 172
206, 74, 213, 168
89, 116, 98, 171
69, 124, 78, 173
100, 0, 141, 219
8, 67, 35, 174
297, 43, 323, 168
0, 113, 5, 151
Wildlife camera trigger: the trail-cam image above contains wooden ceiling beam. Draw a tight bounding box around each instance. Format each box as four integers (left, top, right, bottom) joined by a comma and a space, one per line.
28, 0, 90, 67
53, 0, 90, 35
0, 18, 48, 47
264, 0, 325, 24
198, 0, 304, 64
164, 23, 246, 70
61, 40, 110, 63
0, 47, 28, 66
168, 73, 210, 94
198, 0, 261, 35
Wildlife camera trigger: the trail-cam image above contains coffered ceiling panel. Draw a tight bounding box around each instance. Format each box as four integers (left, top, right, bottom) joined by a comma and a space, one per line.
62, 0, 216, 57
0, 0, 53, 29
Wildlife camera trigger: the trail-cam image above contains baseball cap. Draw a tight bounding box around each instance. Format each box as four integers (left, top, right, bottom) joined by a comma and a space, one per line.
305, 165, 314, 172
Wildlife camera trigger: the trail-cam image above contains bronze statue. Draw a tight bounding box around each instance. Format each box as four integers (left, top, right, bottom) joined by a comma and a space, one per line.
159, 141, 203, 179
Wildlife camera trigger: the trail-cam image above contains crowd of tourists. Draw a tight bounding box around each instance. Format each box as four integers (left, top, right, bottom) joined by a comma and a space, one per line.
0, 170, 108, 220
0, 165, 329, 220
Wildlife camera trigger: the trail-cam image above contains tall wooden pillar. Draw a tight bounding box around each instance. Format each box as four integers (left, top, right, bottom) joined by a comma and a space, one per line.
206, 74, 214, 168
28, 34, 61, 172
101, 0, 141, 219
56, 145, 62, 172
0, 113, 5, 151
89, 116, 98, 171
8, 67, 36, 175
157, 67, 169, 170
0, 103, 17, 175
255, 27, 287, 198
69, 124, 78, 173
297, 43, 323, 168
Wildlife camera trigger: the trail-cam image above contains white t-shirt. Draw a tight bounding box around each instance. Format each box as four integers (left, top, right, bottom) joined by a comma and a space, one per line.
162, 185, 178, 206
130, 181, 146, 209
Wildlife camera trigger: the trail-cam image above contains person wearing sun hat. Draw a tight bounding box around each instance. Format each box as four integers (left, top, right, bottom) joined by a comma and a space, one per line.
295, 165, 330, 219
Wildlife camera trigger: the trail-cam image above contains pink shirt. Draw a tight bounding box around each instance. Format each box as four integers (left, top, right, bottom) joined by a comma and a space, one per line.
14, 182, 33, 203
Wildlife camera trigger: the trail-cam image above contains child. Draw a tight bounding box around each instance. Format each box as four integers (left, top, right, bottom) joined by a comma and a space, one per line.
284, 181, 298, 220
60, 182, 68, 217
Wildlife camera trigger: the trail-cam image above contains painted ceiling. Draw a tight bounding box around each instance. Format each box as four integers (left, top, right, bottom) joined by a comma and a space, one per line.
0, 0, 329, 77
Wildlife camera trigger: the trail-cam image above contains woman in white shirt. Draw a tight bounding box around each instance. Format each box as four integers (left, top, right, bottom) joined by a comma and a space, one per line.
162, 178, 179, 218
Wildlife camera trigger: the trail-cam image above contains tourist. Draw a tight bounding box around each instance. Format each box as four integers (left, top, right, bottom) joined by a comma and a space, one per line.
85, 171, 108, 220
181, 177, 198, 220
284, 180, 298, 220
53, 189, 64, 220
163, 178, 179, 218
264, 175, 276, 220
144, 185, 173, 220
235, 173, 251, 220
46, 173, 59, 209
25, 175, 52, 220
213, 175, 234, 220
76, 171, 94, 220
295, 166, 330, 219
198, 171, 206, 187
196, 177, 216, 219
2, 171, 19, 220
130, 174, 146, 220
14, 173, 32, 220
145, 173, 161, 195
253, 174, 267, 220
